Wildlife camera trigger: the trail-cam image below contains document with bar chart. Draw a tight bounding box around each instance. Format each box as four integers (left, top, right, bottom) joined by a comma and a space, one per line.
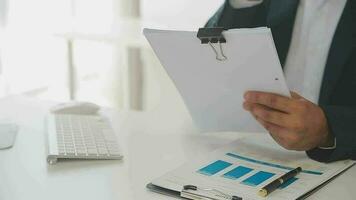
148, 138, 355, 200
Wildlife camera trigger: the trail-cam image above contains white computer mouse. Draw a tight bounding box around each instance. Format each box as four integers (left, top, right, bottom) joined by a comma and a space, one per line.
50, 101, 101, 115
0, 123, 18, 150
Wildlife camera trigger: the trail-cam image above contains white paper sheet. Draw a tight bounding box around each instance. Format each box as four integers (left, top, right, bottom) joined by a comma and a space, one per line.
144, 28, 290, 133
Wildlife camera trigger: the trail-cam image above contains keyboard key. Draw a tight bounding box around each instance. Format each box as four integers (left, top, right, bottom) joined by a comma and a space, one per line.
88, 149, 98, 155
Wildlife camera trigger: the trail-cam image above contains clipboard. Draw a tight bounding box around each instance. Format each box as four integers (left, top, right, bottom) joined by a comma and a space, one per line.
147, 183, 243, 200
146, 171, 355, 200
145, 137, 356, 200
146, 165, 356, 200
143, 27, 291, 133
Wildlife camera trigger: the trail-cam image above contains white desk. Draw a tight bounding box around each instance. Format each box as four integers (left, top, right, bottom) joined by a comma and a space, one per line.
0, 96, 354, 200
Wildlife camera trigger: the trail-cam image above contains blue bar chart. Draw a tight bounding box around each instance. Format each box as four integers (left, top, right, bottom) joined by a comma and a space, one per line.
241, 171, 275, 186
226, 152, 323, 175
197, 156, 299, 189
223, 166, 253, 180
198, 160, 232, 176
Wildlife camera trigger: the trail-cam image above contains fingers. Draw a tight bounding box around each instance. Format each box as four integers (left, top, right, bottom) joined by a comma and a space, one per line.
244, 91, 295, 113
244, 102, 292, 127
255, 116, 302, 151
254, 116, 285, 135
254, 116, 290, 146
243, 91, 324, 151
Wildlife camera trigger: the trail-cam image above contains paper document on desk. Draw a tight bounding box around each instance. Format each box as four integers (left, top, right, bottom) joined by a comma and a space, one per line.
144, 28, 290, 133
148, 137, 355, 200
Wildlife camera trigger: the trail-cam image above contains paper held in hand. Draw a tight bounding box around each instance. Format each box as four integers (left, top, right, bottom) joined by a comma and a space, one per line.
144, 27, 290, 133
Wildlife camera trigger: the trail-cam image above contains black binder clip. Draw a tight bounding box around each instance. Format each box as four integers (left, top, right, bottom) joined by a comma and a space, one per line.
197, 27, 228, 62
182, 185, 242, 200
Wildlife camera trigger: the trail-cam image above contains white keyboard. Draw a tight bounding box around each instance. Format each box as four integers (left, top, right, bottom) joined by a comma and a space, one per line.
46, 114, 123, 164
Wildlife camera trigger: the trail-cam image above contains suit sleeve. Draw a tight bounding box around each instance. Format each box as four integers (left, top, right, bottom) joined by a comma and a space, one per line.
206, 0, 268, 29
307, 106, 356, 162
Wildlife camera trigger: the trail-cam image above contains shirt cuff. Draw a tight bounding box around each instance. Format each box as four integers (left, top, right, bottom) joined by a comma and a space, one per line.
229, 0, 264, 9
318, 138, 337, 150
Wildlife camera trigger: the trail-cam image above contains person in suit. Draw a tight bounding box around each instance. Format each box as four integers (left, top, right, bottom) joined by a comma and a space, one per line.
207, 0, 356, 163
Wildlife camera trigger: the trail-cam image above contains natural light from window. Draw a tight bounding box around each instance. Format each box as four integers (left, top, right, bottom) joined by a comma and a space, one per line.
0, 0, 223, 109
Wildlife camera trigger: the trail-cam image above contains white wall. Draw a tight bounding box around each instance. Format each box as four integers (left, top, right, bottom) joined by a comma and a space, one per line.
142, 0, 224, 30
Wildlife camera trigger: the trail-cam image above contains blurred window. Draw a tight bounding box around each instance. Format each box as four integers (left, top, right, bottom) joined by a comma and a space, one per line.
0, 0, 223, 108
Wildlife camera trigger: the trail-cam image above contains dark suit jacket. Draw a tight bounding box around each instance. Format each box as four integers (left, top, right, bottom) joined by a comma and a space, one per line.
207, 0, 356, 162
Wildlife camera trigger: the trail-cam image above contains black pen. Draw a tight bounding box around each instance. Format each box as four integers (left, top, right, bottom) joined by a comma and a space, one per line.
258, 167, 302, 197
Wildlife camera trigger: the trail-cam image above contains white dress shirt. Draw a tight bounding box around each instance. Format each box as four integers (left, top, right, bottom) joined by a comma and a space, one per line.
229, 0, 347, 148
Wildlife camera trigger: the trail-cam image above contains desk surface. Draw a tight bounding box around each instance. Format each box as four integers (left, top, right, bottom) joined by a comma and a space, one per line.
0, 96, 354, 200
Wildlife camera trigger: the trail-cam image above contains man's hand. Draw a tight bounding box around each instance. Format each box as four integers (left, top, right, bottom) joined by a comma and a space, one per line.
243, 91, 334, 151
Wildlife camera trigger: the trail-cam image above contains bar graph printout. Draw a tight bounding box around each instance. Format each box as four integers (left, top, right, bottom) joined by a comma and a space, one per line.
151, 137, 355, 200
